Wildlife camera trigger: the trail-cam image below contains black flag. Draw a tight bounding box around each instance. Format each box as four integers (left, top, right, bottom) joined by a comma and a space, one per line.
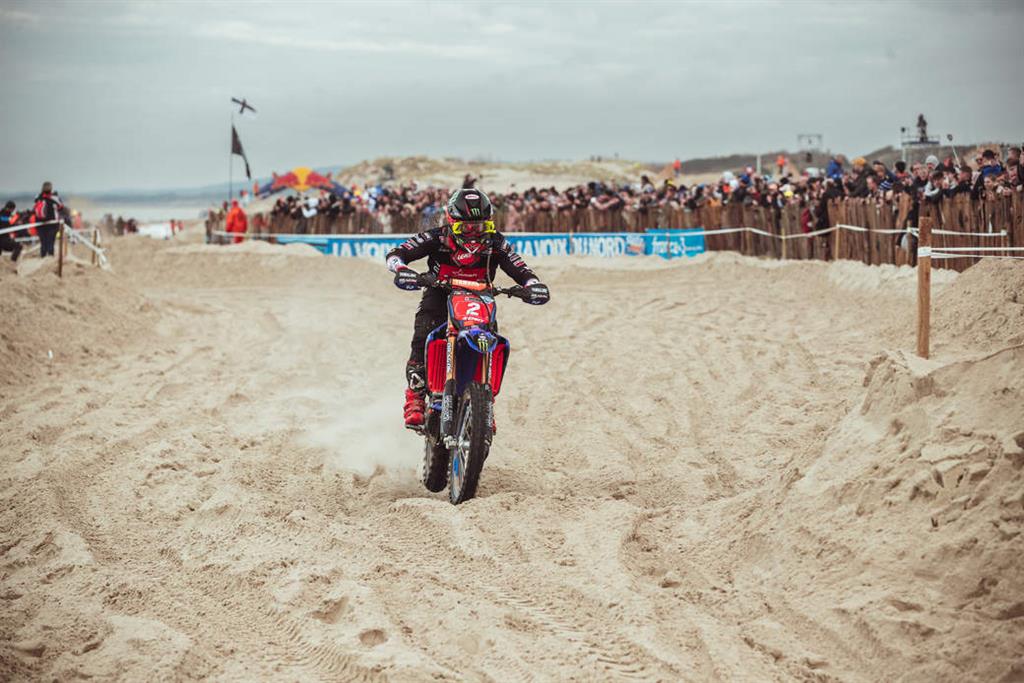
231, 125, 252, 180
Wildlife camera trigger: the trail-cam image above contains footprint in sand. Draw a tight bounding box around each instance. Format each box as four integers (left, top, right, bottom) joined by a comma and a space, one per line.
358, 629, 388, 647
312, 596, 350, 624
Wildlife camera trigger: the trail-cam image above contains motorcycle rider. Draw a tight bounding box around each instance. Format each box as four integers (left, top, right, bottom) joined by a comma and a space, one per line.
386, 188, 549, 428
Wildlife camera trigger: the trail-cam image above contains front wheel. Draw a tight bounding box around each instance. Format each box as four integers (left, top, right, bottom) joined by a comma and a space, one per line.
448, 383, 492, 505
421, 432, 448, 493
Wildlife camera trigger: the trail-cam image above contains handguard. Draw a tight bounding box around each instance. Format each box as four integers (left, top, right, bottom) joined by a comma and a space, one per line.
394, 268, 420, 291
523, 282, 550, 305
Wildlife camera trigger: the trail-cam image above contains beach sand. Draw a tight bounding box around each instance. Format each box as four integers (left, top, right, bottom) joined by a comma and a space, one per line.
1, 232, 1022, 681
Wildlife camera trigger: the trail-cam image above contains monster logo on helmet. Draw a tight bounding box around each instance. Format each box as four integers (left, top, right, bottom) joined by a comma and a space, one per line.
446, 189, 491, 222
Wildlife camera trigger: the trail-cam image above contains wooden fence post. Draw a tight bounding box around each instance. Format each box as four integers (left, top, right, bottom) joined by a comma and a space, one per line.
57, 225, 65, 278
780, 216, 787, 260
917, 216, 933, 359
834, 222, 842, 261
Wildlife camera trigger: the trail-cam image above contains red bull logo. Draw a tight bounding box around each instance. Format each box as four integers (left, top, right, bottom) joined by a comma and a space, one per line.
270, 170, 300, 191
261, 167, 347, 196
305, 170, 333, 190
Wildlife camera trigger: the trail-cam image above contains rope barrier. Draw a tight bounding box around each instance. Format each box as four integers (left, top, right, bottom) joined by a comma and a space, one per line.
0, 219, 63, 237
905, 227, 1008, 237
8, 225, 111, 266
926, 245, 1024, 252
835, 224, 907, 234
65, 228, 109, 268
932, 228, 1007, 237
1, 222, 107, 268
217, 225, 836, 241
781, 225, 839, 239
931, 252, 1024, 260
211, 225, 1021, 261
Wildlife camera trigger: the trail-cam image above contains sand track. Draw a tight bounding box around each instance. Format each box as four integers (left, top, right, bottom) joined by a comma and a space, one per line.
1, 237, 1022, 681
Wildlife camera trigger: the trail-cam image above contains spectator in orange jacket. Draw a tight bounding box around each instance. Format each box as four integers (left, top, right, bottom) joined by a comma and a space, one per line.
776, 154, 787, 176
225, 199, 247, 244
0, 201, 24, 261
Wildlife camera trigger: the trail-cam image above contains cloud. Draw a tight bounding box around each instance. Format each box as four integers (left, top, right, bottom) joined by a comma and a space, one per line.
0, 7, 40, 24
480, 22, 517, 35
0, 0, 1018, 192
194, 19, 498, 59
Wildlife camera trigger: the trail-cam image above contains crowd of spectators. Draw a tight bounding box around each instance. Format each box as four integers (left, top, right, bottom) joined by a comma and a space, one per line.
260, 145, 1022, 234
269, 186, 452, 231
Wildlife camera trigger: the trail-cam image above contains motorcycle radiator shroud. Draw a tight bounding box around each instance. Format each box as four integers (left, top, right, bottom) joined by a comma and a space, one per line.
424, 289, 510, 397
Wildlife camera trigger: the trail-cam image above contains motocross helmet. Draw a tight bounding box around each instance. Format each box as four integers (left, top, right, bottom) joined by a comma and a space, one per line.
445, 188, 496, 250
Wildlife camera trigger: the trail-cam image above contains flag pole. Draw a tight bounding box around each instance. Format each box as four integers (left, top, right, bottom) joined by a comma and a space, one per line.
228, 109, 234, 204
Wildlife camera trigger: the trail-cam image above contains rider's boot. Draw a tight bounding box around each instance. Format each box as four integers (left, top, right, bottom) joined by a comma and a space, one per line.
404, 389, 425, 427
403, 362, 426, 428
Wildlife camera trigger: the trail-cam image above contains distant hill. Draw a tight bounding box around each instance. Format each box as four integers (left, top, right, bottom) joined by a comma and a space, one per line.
5, 142, 1012, 205
675, 150, 795, 175
680, 141, 1005, 176
858, 143, 996, 169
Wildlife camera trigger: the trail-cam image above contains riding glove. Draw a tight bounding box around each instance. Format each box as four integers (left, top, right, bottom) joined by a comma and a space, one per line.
523, 282, 550, 305
393, 268, 420, 291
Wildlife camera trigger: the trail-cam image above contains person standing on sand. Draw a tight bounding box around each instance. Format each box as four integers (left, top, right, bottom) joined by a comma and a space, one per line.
33, 181, 64, 258
225, 199, 248, 244
204, 210, 214, 243
0, 201, 24, 261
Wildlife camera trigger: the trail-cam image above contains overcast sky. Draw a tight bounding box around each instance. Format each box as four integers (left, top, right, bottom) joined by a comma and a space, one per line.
0, 0, 1020, 192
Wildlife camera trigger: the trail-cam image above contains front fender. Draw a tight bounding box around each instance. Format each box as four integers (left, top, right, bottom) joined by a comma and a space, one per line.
454, 328, 510, 397
458, 327, 498, 353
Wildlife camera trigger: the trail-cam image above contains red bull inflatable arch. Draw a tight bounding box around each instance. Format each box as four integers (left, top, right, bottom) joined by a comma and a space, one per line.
256, 166, 349, 197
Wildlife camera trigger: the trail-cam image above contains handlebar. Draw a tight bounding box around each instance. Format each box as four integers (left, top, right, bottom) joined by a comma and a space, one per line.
415, 272, 525, 299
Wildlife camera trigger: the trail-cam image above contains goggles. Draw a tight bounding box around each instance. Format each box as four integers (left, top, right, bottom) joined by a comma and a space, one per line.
450, 220, 496, 238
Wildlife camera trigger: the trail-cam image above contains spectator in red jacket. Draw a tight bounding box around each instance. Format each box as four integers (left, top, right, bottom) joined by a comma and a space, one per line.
34, 181, 64, 257
225, 200, 248, 244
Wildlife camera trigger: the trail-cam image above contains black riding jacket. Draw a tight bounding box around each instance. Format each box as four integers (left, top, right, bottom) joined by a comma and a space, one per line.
386, 227, 537, 286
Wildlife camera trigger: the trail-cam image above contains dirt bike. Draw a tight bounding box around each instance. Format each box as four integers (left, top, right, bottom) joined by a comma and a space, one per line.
409, 275, 525, 504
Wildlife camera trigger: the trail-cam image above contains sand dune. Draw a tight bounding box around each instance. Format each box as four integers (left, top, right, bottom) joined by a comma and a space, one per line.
1, 234, 1022, 681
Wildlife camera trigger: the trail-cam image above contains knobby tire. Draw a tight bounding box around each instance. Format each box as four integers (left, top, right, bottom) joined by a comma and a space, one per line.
449, 383, 492, 505
421, 432, 448, 493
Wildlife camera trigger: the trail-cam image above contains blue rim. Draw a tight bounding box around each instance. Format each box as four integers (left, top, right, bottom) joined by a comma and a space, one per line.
450, 400, 471, 499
